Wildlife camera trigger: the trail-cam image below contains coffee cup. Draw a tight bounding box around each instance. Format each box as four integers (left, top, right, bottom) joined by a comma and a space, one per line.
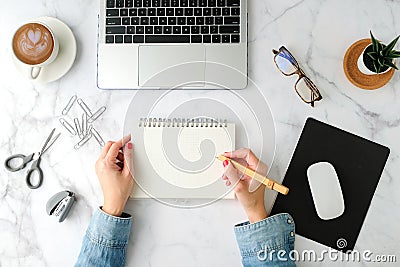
12, 21, 59, 79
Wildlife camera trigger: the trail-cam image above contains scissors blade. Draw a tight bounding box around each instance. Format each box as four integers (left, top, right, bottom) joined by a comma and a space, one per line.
41, 128, 61, 155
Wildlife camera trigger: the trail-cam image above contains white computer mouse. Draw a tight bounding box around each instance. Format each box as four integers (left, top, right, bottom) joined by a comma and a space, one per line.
307, 162, 345, 220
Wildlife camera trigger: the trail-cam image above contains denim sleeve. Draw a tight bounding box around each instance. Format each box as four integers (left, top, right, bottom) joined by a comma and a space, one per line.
234, 213, 296, 267
75, 207, 132, 267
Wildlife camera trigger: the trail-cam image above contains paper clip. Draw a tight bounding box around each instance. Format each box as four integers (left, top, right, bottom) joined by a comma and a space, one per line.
77, 99, 93, 117
74, 133, 93, 150
82, 113, 88, 136
74, 118, 83, 139
62, 95, 77, 115
91, 127, 105, 147
88, 106, 106, 123
59, 118, 76, 135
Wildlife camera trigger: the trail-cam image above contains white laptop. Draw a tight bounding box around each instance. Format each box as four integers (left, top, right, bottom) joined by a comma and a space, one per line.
97, 0, 248, 89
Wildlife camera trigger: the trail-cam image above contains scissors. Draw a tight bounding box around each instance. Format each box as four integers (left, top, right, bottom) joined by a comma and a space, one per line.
4, 128, 61, 189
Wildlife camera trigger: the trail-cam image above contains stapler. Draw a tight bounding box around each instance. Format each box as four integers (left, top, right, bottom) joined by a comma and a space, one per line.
46, 190, 76, 222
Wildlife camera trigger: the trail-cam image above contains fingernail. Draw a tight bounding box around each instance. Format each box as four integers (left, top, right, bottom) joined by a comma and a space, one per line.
127, 142, 133, 149
223, 160, 229, 167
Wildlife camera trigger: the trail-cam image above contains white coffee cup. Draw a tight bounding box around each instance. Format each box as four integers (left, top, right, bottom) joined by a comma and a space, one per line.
12, 21, 59, 80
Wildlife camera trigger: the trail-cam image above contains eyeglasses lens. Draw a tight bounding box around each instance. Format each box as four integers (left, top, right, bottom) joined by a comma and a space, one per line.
296, 77, 317, 103
275, 50, 298, 75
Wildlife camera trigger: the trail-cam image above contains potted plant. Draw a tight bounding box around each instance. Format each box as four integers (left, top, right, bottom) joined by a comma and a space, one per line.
357, 31, 400, 75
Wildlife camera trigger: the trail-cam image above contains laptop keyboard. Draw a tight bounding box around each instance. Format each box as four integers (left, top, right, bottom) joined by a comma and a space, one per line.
105, 0, 241, 44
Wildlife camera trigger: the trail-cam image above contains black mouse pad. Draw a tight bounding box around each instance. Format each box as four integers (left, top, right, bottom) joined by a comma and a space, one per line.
271, 118, 390, 251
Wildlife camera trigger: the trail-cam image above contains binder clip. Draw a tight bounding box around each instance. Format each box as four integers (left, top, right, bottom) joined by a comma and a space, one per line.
46, 190, 76, 222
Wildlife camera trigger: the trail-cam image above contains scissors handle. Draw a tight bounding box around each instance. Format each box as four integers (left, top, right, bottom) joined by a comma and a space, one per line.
26, 158, 43, 189
4, 153, 34, 172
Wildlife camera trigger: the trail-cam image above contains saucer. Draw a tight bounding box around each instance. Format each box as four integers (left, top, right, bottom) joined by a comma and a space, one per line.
343, 39, 395, 90
12, 17, 77, 84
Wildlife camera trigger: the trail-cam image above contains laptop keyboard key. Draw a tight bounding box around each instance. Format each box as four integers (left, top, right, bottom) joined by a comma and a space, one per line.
187, 17, 195, 25
141, 17, 150, 25
201, 25, 209, 34
138, 8, 147, 16
182, 26, 190, 34
208, 0, 216, 7
124, 35, 133, 43
146, 26, 153, 33
107, 0, 115, 8
154, 26, 163, 33
107, 18, 121, 25
116, 0, 124, 7
210, 26, 218, 33
173, 26, 181, 34
171, 0, 179, 7
185, 8, 193, 16
189, 0, 197, 7
157, 8, 166, 16
107, 26, 126, 34
159, 17, 167, 24
231, 34, 239, 43
150, 17, 158, 24
194, 8, 202, 16
129, 8, 138, 16
227, 0, 239, 6
122, 17, 130, 25
166, 8, 174, 16
224, 16, 239, 24
231, 7, 240, 15
203, 8, 211, 16
196, 17, 204, 25
213, 8, 221, 16
215, 17, 223, 25
205, 17, 214, 25
106, 35, 114, 43
136, 26, 144, 33
145, 35, 190, 43
127, 26, 135, 34
152, 0, 161, 6
180, 0, 188, 6
178, 17, 186, 25
219, 25, 239, 33
134, 0, 142, 6
203, 34, 211, 43
191, 26, 200, 34
175, 8, 184, 16
106, 9, 119, 16
222, 34, 230, 43
148, 8, 156, 16
217, 0, 225, 7
115, 35, 124, 43
143, 0, 151, 7
126, 0, 134, 7
222, 7, 230, 15
199, 0, 207, 6
120, 9, 128, 16
191, 35, 202, 43
212, 35, 221, 43
131, 17, 140, 24
163, 26, 172, 34
168, 17, 177, 25
161, 0, 170, 6
133, 35, 145, 43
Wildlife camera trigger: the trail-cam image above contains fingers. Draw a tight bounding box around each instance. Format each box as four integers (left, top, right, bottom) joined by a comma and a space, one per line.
224, 148, 252, 161
223, 162, 241, 185
100, 141, 114, 159
123, 142, 134, 177
106, 135, 131, 162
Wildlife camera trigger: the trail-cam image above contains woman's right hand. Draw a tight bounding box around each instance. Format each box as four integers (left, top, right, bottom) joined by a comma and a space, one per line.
222, 148, 268, 223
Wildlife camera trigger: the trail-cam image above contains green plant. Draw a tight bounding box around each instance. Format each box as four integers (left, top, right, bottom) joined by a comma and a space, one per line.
368, 31, 400, 73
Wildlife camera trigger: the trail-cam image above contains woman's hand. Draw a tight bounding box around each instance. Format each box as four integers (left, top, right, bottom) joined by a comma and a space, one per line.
222, 148, 268, 224
95, 136, 135, 217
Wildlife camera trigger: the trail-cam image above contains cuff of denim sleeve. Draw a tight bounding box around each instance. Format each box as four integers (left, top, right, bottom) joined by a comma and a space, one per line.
86, 207, 132, 249
234, 213, 295, 258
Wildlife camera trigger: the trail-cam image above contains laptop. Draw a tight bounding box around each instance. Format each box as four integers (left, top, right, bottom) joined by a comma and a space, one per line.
97, 0, 248, 89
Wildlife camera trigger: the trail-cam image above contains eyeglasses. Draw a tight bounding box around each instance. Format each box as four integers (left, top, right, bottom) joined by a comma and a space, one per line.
272, 46, 322, 107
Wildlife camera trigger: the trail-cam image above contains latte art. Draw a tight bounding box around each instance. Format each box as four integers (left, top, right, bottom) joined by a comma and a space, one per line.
13, 23, 54, 65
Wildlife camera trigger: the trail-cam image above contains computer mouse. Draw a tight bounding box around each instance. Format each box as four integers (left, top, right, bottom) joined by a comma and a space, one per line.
307, 162, 345, 220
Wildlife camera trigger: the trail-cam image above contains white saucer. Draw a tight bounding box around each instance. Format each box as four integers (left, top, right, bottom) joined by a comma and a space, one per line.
12, 17, 77, 84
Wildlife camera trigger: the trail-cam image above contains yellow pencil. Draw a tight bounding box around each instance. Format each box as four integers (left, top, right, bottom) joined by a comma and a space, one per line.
217, 155, 289, 195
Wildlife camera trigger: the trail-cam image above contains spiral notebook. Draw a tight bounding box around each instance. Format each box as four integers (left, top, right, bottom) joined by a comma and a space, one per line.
131, 118, 236, 199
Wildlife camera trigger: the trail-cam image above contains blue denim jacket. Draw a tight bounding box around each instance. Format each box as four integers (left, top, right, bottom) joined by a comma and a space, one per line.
75, 208, 295, 267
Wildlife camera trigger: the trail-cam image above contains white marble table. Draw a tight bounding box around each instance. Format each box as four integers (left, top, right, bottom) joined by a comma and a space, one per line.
1, 0, 400, 266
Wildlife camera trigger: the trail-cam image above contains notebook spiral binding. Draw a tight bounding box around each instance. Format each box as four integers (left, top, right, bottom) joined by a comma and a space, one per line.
139, 118, 228, 128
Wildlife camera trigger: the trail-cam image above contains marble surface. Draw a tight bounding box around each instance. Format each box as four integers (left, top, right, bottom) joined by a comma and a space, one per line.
1, 0, 400, 266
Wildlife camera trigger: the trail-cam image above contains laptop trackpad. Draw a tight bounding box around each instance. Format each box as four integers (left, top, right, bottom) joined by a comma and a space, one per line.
138, 45, 206, 88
